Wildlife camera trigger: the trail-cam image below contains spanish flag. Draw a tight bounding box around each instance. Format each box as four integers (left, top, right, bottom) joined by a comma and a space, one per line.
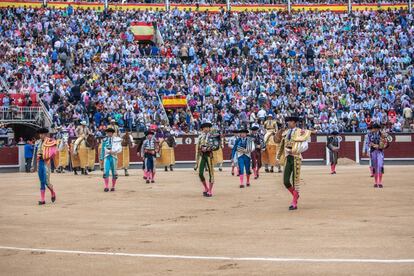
131, 22, 154, 41
162, 95, 187, 109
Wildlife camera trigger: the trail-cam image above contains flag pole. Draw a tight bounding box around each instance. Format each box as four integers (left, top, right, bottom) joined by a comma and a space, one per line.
288, 0, 291, 14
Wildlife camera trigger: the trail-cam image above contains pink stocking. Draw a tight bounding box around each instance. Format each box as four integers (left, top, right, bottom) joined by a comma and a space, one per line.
239, 175, 244, 185
288, 187, 299, 206
104, 178, 109, 189
202, 180, 208, 192
40, 190, 45, 202
208, 182, 214, 195
47, 186, 55, 197
112, 178, 116, 188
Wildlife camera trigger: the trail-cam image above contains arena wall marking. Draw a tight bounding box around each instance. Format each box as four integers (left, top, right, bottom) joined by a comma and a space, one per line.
0, 246, 413, 264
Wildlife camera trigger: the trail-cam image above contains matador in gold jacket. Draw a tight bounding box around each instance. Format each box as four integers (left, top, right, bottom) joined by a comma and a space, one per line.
276, 116, 311, 211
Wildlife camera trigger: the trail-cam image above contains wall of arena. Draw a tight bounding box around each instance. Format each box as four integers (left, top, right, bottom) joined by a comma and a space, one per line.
0, 0, 409, 12
2, 134, 413, 171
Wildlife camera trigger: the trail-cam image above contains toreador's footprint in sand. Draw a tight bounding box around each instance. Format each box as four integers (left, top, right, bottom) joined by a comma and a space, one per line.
160, 216, 197, 222
31, 251, 46, 255
218, 263, 238, 270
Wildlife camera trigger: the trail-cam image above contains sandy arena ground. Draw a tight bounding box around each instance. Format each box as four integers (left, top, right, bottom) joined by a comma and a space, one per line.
0, 165, 413, 276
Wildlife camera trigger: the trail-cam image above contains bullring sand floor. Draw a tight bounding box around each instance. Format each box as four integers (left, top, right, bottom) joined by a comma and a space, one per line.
0, 165, 413, 275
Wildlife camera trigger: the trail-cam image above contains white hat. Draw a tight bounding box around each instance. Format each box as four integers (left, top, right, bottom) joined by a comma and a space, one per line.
80, 121, 87, 126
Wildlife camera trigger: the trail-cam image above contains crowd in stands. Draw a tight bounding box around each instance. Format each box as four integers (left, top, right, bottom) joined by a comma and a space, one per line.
0, 7, 413, 137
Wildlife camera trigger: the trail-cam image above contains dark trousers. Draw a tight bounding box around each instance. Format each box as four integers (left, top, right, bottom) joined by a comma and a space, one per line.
283, 155, 295, 189
199, 154, 213, 183
25, 158, 32, 173
144, 153, 155, 172
251, 149, 262, 170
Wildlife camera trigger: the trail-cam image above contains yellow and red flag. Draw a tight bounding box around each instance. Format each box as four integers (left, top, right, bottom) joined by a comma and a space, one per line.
131, 22, 154, 41
162, 95, 187, 109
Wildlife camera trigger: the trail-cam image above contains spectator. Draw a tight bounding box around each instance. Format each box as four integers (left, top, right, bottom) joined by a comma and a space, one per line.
24, 140, 34, 173
0, 8, 413, 135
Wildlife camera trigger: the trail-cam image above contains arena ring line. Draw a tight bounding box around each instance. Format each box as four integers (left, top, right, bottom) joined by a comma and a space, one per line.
0, 246, 413, 264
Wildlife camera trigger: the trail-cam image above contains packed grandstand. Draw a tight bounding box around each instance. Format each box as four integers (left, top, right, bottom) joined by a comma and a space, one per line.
0, 5, 413, 139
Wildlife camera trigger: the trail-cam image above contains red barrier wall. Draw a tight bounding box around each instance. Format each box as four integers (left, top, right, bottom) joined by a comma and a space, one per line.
2, 134, 414, 166
0, 147, 18, 166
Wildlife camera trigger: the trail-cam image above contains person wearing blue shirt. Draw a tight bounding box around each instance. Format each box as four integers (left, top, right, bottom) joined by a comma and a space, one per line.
94, 111, 102, 127
100, 128, 122, 192
67, 5, 73, 16
232, 128, 254, 188
24, 140, 34, 173
151, 45, 159, 56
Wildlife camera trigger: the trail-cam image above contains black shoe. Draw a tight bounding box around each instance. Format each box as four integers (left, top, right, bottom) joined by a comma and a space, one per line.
74, 170, 78, 175
38, 201, 46, 205
51, 196, 56, 203
265, 169, 269, 173
206, 194, 212, 197
165, 167, 168, 172
254, 176, 258, 180
240, 185, 245, 188
125, 169, 129, 176
270, 169, 274, 173
378, 184, 383, 188
374, 184, 378, 188
203, 192, 208, 197
88, 169, 92, 172
84, 170, 88, 175
231, 172, 234, 176
246, 183, 250, 187
170, 165, 173, 171
278, 169, 282, 173
219, 168, 222, 172
110, 188, 115, 192
151, 180, 155, 183
289, 205, 297, 210
104, 188, 109, 192
146, 180, 150, 184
